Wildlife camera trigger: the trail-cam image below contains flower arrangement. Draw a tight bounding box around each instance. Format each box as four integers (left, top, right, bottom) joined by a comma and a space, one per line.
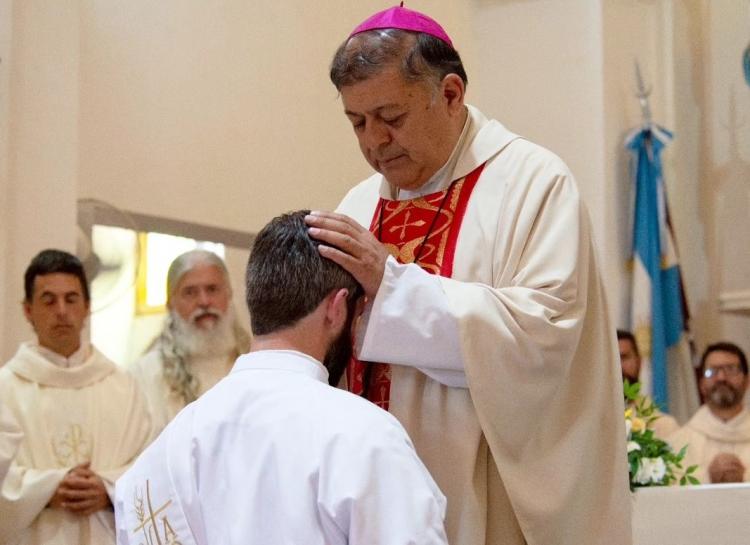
624, 380, 699, 490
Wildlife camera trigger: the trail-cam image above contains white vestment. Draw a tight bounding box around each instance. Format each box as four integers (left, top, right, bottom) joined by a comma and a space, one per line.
0, 402, 22, 485
129, 347, 234, 437
669, 405, 750, 483
652, 410, 680, 439
0, 343, 151, 545
337, 104, 632, 545
115, 350, 447, 545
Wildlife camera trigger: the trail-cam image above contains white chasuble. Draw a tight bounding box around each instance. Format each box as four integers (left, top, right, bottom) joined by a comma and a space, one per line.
337, 104, 632, 545
0, 402, 22, 485
116, 350, 448, 545
669, 406, 750, 483
0, 343, 151, 545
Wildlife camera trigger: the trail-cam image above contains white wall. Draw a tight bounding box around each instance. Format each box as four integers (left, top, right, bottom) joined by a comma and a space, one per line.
0, 0, 13, 356
75, 1, 474, 235
678, 0, 750, 355
1, 1, 79, 361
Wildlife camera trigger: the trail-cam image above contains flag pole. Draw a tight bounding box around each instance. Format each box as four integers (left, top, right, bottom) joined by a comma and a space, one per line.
634, 60, 652, 126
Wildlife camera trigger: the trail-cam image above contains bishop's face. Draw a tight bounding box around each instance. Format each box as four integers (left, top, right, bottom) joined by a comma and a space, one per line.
340, 65, 464, 191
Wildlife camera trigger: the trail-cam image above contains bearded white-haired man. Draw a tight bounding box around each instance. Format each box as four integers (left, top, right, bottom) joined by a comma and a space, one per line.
130, 250, 251, 437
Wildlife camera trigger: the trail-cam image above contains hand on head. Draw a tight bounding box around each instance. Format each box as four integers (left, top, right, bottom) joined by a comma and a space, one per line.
305, 211, 390, 299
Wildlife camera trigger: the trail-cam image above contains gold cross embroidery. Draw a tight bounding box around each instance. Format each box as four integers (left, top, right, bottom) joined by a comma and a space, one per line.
51, 424, 92, 467
389, 210, 427, 240
133, 479, 182, 545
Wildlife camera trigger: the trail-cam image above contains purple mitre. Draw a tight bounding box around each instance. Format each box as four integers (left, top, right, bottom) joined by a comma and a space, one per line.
349, 3, 454, 48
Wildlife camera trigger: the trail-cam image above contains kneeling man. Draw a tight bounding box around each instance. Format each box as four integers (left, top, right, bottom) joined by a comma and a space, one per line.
115, 211, 447, 545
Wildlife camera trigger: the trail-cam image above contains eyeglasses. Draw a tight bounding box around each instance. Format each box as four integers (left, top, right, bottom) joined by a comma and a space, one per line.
703, 365, 744, 379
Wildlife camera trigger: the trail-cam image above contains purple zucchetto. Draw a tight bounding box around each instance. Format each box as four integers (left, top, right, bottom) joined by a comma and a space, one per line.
349, 3, 454, 48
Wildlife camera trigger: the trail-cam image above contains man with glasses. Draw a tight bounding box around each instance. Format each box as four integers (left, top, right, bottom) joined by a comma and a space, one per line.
669, 342, 750, 483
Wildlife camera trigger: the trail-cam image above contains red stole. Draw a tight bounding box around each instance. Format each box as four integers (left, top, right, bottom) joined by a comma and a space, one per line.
346, 163, 485, 410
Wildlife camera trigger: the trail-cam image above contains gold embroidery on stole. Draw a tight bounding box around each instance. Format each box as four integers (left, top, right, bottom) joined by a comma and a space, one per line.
133, 479, 182, 545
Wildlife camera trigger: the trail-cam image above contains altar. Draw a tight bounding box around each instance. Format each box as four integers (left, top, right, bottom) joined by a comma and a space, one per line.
632, 483, 750, 545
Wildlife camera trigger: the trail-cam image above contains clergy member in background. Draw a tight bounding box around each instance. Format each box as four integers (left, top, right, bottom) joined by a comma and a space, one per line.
115, 211, 447, 545
0, 402, 22, 485
129, 250, 250, 437
669, 342, 750, 483
618, 329, 679, 438
0, 249, 151, 545
305, 5, 631, 545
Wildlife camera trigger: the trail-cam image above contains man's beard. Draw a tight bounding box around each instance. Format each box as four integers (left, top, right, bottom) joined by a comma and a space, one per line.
622, 372, 639, 385
172, 306, 237, 358
323, 303, 357, 387
707, 382, 744, 410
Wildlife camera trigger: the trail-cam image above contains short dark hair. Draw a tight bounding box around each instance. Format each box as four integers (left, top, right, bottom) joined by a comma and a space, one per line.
330, 29, 467, 91
246, 210, 363, 336
24, 249, 90, 302
616, 329, 640, 358
700, 342, 748, 376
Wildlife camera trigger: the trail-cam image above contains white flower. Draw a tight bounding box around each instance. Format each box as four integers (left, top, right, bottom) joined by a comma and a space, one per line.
627, 441, 641, 453
634, 457, 667, 484
648, 457, 667, 482
634, 458, 653, 484
625, 419, 632, 440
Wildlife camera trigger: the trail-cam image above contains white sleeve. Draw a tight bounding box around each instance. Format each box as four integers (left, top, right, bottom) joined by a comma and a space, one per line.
357, 256, 468, 388
317, 416, 448, 545
0, 402, 22, 484
0, 463, 67, 541
114, 476, 133, 545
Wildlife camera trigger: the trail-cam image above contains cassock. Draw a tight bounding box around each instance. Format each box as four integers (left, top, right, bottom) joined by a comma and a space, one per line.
0, 402, 22, 484
669, 405, 750, 483
115, 350, 447, 545
129, 348, 234, 437
337, 104, 632, 545
0, 342, 151, 545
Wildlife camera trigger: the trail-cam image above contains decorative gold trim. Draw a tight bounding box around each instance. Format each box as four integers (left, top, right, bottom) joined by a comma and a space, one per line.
132, 479, 181, 545
51, 424, 92, 467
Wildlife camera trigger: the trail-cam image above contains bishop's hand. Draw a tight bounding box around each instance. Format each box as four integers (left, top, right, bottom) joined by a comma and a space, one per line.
305, 211, 388, 299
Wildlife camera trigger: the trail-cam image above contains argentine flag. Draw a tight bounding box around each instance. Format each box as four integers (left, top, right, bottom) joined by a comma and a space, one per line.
626, 125, 698, 423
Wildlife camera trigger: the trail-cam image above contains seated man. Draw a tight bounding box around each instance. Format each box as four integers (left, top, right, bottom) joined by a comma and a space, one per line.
129, 250, 250, 437
618, 329, 679, 438
669, 342, 750, 483
115, 211, 448, 545
0, 249, 151, 545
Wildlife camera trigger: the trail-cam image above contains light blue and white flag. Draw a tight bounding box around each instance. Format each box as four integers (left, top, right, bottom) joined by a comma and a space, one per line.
626, 125, 699, 423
